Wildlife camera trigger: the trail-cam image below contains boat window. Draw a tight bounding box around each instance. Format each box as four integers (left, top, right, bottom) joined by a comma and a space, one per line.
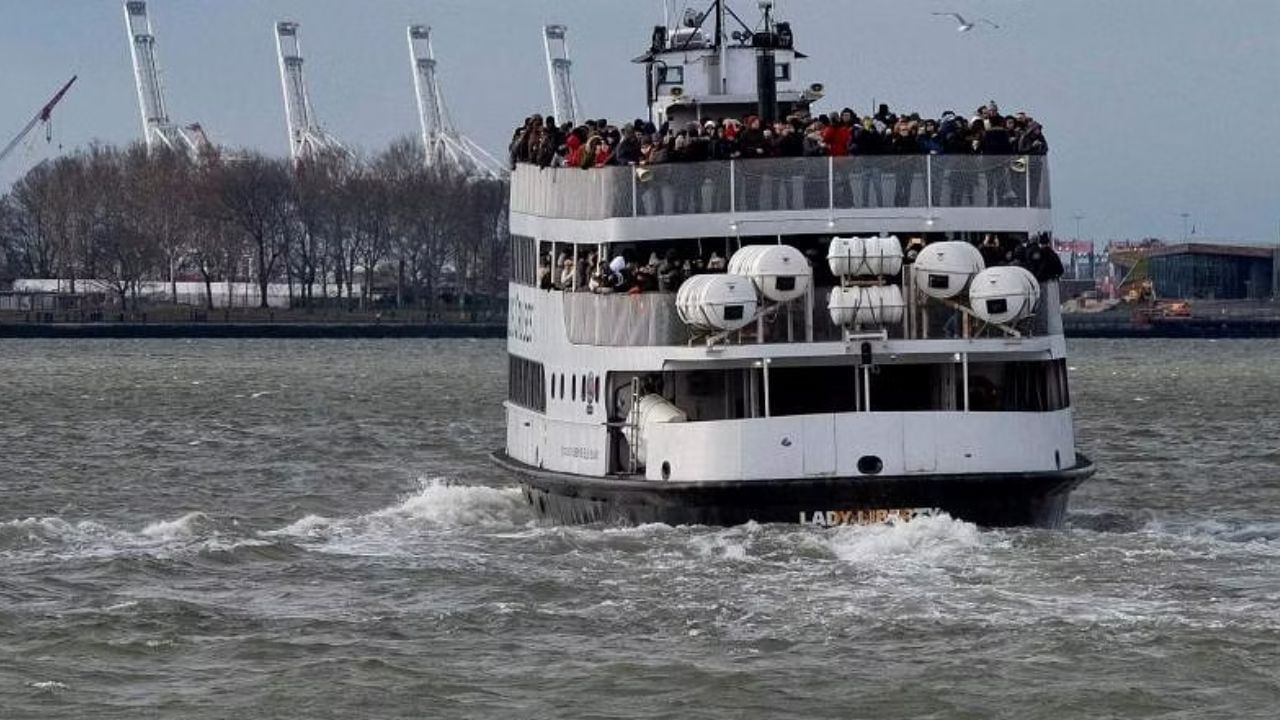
657, 360, 1069, 420
966, 359, 1071, 412
774, 63, 791, 81
658, 65, 684, 85
508, 355, 546, 412
510, 235, 538, 286
572, 375, 577, 401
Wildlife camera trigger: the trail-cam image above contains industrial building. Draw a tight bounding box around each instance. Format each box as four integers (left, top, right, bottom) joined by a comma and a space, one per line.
1147, 243, 1280, 300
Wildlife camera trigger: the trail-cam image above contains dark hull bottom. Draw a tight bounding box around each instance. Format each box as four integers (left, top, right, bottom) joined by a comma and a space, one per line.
492, 452, 1095, 529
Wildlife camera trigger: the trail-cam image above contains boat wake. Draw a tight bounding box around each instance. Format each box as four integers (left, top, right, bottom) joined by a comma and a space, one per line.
0, 511, 261, 561
263, 478, 534, 555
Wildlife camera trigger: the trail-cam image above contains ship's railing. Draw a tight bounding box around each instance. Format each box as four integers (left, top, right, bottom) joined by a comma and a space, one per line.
561, 280, 1060, 347
563, 291, 693, 346
512, 155, 1050, 219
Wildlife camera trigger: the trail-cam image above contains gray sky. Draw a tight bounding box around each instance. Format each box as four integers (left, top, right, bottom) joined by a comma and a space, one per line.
2, 0, 1278, 242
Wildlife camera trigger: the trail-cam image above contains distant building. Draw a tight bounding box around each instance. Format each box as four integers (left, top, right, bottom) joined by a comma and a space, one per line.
1147, 243, 1280, 300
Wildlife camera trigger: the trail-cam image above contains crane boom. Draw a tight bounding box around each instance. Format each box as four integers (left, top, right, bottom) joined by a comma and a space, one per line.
0, 75, 77, 167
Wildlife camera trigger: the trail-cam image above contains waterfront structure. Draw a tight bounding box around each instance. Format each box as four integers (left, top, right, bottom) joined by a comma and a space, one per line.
1148, 243, 1279, 300
494, 1, 1093, 528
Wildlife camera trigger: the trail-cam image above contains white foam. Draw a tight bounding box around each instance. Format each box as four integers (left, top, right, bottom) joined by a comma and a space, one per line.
263, 479, 532, 554
367, 479, 528, 529
139, 512, 206, 541
270, 514, 333, 538
824, 514, 989, 567
28, 681, 67, 691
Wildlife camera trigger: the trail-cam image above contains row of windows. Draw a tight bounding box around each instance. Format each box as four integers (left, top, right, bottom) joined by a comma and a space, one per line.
656, 63, 790, 85
737, 359, 1071, 418
508, 355, 546, 412
550, 371, 600, 405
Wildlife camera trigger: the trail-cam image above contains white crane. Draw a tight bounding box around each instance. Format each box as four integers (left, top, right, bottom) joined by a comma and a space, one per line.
407, 25, 507, 179
275, 21, 347, 163
0, 76, 77, 169
122, 1, 208, 157
542, 24, 582, 127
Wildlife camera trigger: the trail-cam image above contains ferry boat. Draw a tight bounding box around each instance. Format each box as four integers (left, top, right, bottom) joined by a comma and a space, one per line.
493, 1, 1094, 528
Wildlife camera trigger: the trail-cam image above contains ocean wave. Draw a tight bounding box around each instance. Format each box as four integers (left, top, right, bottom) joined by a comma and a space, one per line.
1143, 518, 1280, 549
263, 478, 533, 554
0, 511, 266, 561
139, 511, 209, 541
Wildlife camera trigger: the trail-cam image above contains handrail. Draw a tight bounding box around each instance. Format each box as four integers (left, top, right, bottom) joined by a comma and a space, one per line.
511, 154, 1051, 220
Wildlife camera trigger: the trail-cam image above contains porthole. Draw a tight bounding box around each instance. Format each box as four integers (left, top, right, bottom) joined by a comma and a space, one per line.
661, 461, 671, 481
857, 455, 883, 475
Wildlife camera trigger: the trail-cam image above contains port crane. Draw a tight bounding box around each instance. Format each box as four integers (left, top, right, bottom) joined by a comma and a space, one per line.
275, 21, 347, 163
542, 25, 582, 126
406, 25, 506, 179
0, 76, 77, 169
123, 1, 209, 158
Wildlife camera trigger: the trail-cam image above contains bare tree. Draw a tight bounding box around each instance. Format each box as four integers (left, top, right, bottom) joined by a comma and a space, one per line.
215, 153, 292, 308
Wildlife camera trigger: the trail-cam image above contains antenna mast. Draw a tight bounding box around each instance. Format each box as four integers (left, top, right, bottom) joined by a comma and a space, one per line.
122, 1, 207, 157
275, 21, 346, 163
407, 25, 506, 179
542, 25, 581, 126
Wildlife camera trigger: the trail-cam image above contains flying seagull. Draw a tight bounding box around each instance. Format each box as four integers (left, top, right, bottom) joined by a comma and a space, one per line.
932, 12, 1000, 32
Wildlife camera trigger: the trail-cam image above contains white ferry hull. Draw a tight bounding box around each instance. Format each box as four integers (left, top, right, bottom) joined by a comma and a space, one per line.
493, 451, 1094, 528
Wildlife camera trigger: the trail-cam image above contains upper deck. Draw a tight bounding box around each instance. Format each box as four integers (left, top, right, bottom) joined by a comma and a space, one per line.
510, 154, 1051, 242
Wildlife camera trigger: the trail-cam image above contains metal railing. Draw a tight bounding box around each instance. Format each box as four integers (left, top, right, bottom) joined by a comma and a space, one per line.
560, 279, 1059, 347
512, 155, 1050, 220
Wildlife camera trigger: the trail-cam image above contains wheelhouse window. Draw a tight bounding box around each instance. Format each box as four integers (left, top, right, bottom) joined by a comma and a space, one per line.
774, 63, 791, 81
658, 65, 684, 85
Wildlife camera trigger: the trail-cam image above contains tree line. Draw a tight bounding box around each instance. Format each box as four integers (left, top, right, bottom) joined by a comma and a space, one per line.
0, 139, 510, 312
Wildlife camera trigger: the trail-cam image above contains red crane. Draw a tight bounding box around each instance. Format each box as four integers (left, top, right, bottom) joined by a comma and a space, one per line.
0, 75, 78, 168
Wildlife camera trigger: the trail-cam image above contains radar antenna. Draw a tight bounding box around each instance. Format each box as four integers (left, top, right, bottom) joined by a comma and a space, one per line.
274, 21, 347, 163
542, 24, 581, 126
123, 1, 209, 157
407, 25, 507, 179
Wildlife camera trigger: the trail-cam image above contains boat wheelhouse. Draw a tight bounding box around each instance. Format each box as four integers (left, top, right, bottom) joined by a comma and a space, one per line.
495, 1, 1092, 527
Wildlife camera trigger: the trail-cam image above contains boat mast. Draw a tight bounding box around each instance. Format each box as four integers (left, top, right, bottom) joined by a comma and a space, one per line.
715, 0, 727, 94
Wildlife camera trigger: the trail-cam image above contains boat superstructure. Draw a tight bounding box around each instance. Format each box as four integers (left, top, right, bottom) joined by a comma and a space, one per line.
496, 1, 1093, 527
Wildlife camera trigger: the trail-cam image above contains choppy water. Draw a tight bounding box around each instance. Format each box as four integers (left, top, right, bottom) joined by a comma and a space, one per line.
1, 338, 1278, 719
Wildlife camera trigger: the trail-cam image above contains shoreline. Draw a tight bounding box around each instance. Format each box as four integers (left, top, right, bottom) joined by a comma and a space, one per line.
0, 323, 506, 339
3, 318, 1279, 340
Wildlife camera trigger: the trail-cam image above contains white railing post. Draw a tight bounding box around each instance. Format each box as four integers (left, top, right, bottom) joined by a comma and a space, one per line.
762, 358, 772, 418
827, 155, 835, 210
729, 159, 736, 214
1025, 157, 1032, 208
926, 155, 934, 209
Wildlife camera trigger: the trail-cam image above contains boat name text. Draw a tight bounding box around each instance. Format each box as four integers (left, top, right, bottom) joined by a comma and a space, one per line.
799, 508, 937, 526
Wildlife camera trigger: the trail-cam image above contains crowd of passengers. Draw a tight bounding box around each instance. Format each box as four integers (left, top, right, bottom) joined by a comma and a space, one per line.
510, 101, 1047, 170
537, 234, 1064, 295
